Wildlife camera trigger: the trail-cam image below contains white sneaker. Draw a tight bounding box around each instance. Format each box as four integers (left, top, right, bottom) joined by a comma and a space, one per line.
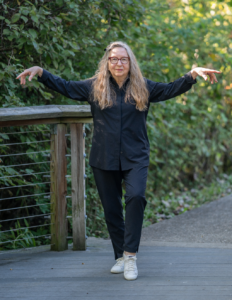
110, 257, 124, 273
123, 253, 138, 280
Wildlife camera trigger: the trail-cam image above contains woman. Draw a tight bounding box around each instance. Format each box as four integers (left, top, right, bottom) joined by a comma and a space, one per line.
16, 41, 221, 281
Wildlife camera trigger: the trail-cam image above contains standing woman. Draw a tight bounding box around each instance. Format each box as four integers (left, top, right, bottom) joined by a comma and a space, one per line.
16, 41, 221, 281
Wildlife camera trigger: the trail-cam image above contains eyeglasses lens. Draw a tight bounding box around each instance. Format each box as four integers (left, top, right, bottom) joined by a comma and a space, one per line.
110, 58, 129, 64
121, 58, 128, 64
111, 58, 118, 64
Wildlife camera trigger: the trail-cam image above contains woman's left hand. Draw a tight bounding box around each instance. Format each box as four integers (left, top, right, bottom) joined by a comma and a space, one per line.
191, 67, 221, 84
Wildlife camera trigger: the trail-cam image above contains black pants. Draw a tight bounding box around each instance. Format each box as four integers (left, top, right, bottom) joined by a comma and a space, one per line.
92, 165, 148, 260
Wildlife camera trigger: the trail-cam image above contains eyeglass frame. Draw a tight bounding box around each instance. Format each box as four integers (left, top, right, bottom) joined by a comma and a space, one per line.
108, 57, 130, 64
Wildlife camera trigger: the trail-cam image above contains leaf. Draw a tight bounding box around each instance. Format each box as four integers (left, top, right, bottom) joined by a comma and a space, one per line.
56, 0, 63, 5
0, 134, 9, 140
53, 60, 58, 69
3, 29, 11, 35
11, 13, 21, 23
20, 16, 28, 23
21, 9, 30, 15
0, 72, 4, 81
4, 167, 18, 176
33, 41, 39, 50
28, 29, 37, 39
67, 59, 72, 68
31, 15, 39, 23
68, 41, 80, 50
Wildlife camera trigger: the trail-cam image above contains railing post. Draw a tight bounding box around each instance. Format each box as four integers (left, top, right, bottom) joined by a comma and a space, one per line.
50, 124, 68, 251
70, 123, 86, 250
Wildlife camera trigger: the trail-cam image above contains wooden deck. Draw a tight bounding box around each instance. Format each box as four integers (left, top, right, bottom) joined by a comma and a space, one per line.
1, 195, 232, 299
0, 240, 232, 300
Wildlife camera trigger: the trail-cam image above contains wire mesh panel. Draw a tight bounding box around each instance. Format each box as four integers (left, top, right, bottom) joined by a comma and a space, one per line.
0, 122, 88, 252
0, 125, 52, 250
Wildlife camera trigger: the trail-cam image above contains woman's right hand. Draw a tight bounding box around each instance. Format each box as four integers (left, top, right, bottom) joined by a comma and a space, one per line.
16, 66, 43, 85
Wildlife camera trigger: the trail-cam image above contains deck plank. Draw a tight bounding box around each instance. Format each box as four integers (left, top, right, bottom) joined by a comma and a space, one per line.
1, 245, 232, 300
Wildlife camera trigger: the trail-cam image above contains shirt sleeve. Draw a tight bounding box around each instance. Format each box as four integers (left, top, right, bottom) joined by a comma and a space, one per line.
37, 69, 91, 102
148, 71, 197, 103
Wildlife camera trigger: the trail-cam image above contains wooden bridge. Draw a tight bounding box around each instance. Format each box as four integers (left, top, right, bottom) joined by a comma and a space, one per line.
0, 105, 232, 299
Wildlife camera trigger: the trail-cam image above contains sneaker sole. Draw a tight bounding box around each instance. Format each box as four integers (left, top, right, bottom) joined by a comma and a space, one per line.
124, 275, 138, 280
111, 270, 124, 274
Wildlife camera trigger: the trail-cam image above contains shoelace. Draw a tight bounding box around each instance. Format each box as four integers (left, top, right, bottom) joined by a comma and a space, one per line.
125, 256, 137, 271
115, 257, 124, 266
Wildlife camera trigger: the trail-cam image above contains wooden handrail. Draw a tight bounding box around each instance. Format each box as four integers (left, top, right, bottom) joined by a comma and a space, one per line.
0, 105, 93, 252
0, 105, 92, 127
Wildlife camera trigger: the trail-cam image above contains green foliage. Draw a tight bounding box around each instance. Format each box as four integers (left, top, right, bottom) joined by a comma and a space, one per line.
0, 219, 36, 250
136, 0, 232, 197
0, 0, 147, 106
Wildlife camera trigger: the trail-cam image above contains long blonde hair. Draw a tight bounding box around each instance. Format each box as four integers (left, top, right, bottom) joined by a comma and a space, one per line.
92, 41, 149, 111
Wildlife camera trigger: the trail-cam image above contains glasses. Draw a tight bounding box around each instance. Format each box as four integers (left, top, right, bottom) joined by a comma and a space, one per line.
108, 57, 130, 64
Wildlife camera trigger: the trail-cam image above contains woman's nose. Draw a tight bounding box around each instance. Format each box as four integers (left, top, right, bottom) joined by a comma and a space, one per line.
117, 59, 122, 65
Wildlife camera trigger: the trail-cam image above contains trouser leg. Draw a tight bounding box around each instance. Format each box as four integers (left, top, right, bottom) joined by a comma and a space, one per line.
122, 165, 148, 253
92, 167, 124, 260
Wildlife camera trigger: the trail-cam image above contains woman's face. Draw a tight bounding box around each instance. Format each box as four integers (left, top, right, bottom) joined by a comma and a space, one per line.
108, 47, 130, 80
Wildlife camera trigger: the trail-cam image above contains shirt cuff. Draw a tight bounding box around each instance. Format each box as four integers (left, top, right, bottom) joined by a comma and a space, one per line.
37, 69, 50, 82
184, 71, 197, 84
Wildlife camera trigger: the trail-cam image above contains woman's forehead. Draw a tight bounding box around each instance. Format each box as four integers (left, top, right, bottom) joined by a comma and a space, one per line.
110, 47, 128, 57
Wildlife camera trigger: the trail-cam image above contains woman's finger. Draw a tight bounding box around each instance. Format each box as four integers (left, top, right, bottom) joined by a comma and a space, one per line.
206, 72, 218, 84
16, 73, 21, 79
16, 70, 32, 85
16, 70, 30, 79
208, 73, 214, 84
16, 71, 26, 79
203, 69, 221, 74
28, 73, 35, 81
20, 74, 27, 85
207, 72, 213, 83
200, 71, 208, 81
212, 73, 218, 83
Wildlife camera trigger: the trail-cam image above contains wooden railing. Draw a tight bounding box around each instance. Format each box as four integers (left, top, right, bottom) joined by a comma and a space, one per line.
0, 105, 92, 251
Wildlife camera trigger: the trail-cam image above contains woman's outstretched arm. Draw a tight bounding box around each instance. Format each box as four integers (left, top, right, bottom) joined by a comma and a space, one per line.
16, 66, 91, 102
148, 67, 221, 103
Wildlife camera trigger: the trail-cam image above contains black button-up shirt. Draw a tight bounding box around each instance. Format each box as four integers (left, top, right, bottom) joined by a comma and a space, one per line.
38, 70, 197, 170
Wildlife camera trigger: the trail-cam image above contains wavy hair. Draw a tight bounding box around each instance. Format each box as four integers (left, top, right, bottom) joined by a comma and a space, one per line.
92, 41, 149, 111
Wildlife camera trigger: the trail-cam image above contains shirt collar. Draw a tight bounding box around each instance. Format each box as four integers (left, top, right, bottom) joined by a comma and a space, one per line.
110, 75, 130, 88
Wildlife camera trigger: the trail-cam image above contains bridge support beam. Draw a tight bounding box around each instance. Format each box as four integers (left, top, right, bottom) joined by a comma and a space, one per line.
70, 123, 86, 250
50, 124, 68, 251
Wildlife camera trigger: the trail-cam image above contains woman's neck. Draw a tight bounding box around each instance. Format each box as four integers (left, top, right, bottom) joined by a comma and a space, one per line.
112, 75, 128, 88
